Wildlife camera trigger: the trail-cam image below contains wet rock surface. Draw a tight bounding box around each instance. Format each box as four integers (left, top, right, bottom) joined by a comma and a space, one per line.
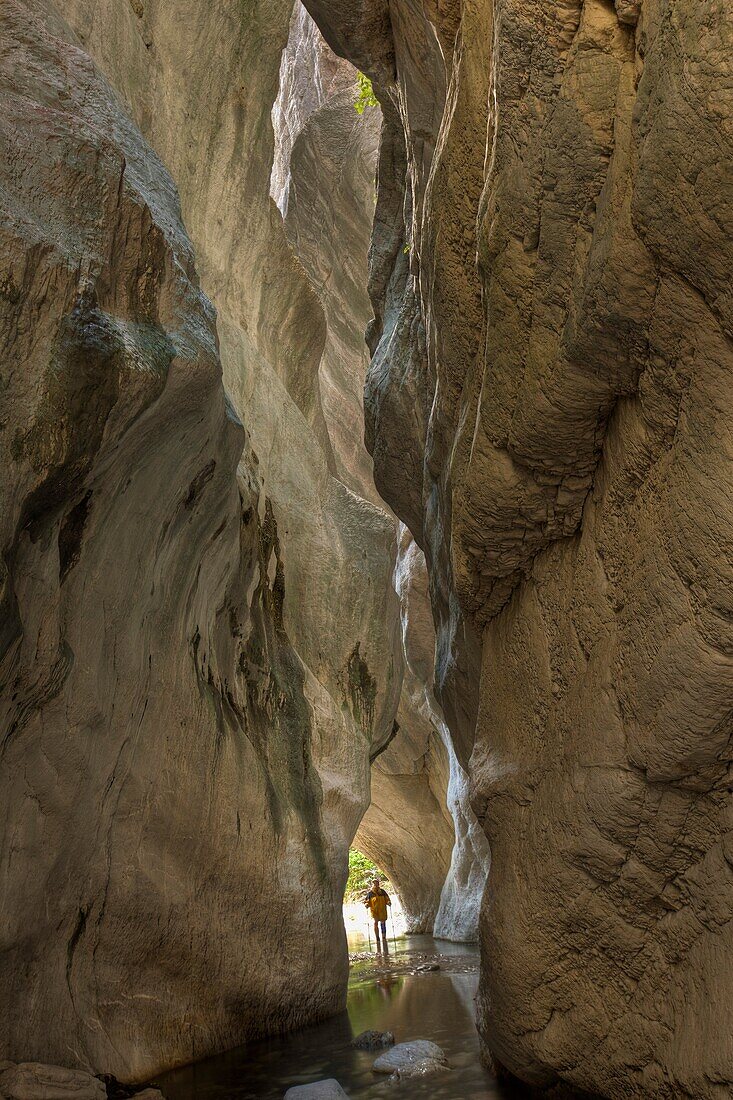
350, 1032, 394, 1051
372, 1040, 449, 1078
283, 1082, 347, 1099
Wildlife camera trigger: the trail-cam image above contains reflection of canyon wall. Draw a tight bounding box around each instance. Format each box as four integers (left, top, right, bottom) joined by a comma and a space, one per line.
303, 0, 733, 1097
1, 0, 403, 1081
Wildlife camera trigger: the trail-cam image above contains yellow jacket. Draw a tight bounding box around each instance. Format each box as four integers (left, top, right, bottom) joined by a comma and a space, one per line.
365, 888, 390, 922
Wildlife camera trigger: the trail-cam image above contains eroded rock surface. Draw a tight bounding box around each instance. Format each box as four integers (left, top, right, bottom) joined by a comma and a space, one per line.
372, 1038, 449, 1078
0, 0, 401, 1081
270, 5, 488, 939
303, 0, 733, 1096
357, 526, 489, 937
0, 0, 489, 1083
0, 1064, 106, 1100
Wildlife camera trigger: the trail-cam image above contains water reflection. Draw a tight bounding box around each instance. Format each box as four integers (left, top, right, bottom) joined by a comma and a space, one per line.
155, 937, 520, 1099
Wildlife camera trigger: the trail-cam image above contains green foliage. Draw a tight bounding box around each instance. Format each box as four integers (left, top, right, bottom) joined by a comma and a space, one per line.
345, 848, 393, 900
354, 72, 379, 115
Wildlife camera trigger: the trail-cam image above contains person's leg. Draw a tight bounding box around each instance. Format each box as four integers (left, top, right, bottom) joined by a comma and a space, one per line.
380, 921, 388, 951
373, 920, 381, 950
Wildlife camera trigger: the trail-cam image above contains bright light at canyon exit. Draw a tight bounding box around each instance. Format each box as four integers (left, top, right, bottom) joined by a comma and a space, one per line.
1, 1, 730, 1099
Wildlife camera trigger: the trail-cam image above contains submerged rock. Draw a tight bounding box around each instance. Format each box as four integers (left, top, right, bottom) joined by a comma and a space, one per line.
372, 1040, 449, 1078
283, 1082, 347, 1099
351, 1030, 395, 1050
0, 1063, 106, 1100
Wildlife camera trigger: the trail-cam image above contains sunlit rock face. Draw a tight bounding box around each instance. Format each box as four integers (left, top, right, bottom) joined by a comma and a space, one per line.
0, 0, 403, 1081
303, 0, 733, 1096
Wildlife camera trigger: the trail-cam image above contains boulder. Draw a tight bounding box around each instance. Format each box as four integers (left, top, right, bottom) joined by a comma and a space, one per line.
0, 1064, 106, 1100
372, 1040, 449, 1078
283, 1082, 347, 1099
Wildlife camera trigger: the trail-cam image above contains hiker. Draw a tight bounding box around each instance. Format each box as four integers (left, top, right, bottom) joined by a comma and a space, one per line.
364, 876, 391, 951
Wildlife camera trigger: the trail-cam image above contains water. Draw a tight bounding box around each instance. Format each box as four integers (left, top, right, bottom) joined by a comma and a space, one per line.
156, 935, 514, 1099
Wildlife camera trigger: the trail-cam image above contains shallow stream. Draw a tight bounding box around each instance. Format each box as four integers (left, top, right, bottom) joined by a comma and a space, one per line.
156, 935, 515, 1100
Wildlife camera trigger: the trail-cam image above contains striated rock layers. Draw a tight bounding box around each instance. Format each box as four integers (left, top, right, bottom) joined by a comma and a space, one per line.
303, 0, 733, 1097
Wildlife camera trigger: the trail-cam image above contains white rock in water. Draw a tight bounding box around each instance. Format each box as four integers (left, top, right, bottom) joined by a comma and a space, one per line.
284, 1081, 348, 1099
0, 1063, 106, 1100
372, 1040, 449, 1078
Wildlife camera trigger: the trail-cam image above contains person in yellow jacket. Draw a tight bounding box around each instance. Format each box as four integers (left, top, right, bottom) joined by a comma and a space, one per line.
364, 877, 391, 951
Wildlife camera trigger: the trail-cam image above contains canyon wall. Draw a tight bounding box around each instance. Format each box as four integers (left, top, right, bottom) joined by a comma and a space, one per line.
271, 4, 489, 938
0, 0, 405, 1081
357, 525, 491, 938
303, 0, 733, 1096
0, 0, 490, 1083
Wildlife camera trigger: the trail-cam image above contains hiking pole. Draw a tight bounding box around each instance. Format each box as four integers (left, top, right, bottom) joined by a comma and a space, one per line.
366, 912, 372, 952
390, 907, 397, 951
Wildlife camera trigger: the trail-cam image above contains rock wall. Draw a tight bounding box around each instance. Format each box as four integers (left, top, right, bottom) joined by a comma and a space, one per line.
357, 526, 491, 938
0, 0, 403, 1081
0, 0, 491, 1082
302, 0, 733, 1096
273, 6, 489, 939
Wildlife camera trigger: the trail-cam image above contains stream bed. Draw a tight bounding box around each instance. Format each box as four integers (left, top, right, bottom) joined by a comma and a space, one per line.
156, 935, 515, 1100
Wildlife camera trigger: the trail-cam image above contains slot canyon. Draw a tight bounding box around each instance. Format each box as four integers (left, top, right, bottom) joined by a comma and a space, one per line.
0, 1, 730, 1098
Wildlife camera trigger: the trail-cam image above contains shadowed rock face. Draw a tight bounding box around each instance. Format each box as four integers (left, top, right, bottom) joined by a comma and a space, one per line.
302, 0, 733, 1096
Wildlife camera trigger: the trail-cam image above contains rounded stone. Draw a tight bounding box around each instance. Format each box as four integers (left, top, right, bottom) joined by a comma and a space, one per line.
372, 1040, 449, 1078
